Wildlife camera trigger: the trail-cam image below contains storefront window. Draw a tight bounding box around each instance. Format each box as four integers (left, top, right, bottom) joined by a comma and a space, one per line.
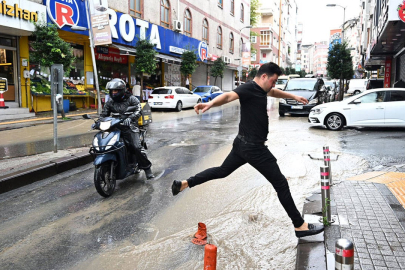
0, 49, 14, 84
95, 47, 129, 91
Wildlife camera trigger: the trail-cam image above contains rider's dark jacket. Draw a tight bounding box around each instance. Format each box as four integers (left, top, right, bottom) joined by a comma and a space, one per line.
100, 93, 142, 132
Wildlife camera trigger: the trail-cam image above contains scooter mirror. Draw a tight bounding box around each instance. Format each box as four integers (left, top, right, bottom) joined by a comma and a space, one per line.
82, 114, 92, 119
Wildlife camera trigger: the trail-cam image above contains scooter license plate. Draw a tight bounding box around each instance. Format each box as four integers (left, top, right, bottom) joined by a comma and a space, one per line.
291, 105, 303, 109
154, 102, 163, 105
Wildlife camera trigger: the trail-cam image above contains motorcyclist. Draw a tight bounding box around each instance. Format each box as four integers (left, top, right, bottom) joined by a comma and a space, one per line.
101, 78, 155, 179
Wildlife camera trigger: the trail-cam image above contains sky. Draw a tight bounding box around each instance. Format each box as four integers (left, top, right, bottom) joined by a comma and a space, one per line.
295, 0, 361, 44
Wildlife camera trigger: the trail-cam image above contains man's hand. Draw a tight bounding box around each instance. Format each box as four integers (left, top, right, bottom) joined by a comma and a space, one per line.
295, 95, 308, 105
194, 102, 212, 114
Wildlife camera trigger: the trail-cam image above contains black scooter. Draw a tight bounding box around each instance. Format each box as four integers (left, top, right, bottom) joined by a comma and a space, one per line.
83, 106, 146, 197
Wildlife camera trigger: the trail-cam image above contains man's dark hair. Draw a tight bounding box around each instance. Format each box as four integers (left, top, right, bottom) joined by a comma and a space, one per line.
256, 62, 282, 78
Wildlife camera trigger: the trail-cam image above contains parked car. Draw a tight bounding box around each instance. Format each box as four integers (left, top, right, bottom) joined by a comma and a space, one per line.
278, 78, 325, 116
193, 85, 223, 102
288, 74, 300, 79
275, 75, 289, 90
148, 86, 201, 112
308, 88, 405, 131
366, 79, 384, 90
347, 79, 368, 95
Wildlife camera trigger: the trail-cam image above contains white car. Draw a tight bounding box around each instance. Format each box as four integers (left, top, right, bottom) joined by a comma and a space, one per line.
148, 86, 201, 112
308, 88, 405, 131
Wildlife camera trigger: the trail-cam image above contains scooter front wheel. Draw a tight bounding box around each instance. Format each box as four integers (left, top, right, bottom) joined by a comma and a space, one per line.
94, 162, 116, 197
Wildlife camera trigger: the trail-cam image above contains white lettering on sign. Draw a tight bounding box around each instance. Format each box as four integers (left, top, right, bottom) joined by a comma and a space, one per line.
136, 19, 149, 40
107, 8, 161, 49
169, 46, 185, 54
119, 14, 135, 42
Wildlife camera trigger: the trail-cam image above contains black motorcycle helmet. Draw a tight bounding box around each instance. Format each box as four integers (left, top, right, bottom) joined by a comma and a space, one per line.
107, 78, 126, 102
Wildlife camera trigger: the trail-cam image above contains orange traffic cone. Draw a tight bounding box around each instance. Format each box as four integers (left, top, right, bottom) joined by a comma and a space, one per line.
204, 244, 217, 270
191, 222, 207, 245
0, 92, 8, 109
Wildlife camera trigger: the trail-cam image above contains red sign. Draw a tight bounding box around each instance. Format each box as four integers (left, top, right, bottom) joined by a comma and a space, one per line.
398, 2, 405, 22
94, 47, 128, 64
207, 54, 219, 61
384, 58, 392, 88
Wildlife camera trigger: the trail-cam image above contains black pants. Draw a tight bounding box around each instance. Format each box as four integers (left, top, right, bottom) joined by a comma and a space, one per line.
187, 137, 304, 228
120, 127, 151, 170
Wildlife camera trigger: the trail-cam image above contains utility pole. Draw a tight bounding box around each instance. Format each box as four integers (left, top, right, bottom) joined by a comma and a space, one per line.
278, 0, 282, 66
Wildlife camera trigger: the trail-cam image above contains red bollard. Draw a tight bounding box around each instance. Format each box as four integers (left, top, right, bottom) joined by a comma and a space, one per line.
204, 244, 217, 270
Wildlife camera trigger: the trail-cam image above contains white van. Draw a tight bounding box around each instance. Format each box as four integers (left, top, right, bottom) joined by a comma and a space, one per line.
275, 75, 289, 90
347, 79, 368, 95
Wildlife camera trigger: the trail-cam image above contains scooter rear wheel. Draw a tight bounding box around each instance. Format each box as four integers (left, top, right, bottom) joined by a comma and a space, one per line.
94, 162, 116, 197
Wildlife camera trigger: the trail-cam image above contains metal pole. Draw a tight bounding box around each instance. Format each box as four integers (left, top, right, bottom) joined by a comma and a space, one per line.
84, 0, 102, 115
335, 239, 354, 270
53, 69, 58, 153
278, 0, 282, 66
320, 166, 331, 224
323, 146, 332, 185
342, 7, 345, 43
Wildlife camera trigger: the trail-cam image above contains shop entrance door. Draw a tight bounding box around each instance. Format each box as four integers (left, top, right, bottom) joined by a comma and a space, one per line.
0, 37, 18, 102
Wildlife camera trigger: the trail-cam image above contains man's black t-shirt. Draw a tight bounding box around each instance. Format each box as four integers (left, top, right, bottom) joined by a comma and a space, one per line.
233, 81, 268, 143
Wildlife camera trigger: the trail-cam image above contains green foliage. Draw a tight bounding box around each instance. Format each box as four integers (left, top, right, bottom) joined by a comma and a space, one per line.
180, 50, 198, 77
279, 67, 285, 75
248, 67, 258, 78
298, 70, 307, 78
30, 22, 75, 73
285, 67, 291, 75
134, 39, 158, 76
250, 0, 261, 26
327, 42, 354, 80
210, 58, 226, 84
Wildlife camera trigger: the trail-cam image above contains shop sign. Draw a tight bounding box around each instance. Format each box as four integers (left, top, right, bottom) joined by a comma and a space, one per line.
241, 41, 251, 66
329, 29, 342, 50
169, 46, 185, 54
46, 0, 81, 28
384, 58, 392, 88
198, 42, 208, 61
89, 0, 111, 46
0, 78, 7, 92
398, 1, 405, 22
94, 47, 127, 64
0, 0, 46, 31
207, 54, 218, 61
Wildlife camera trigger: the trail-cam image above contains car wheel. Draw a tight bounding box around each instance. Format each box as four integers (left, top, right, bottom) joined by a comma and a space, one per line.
354, 90, 361, 95
279, 111, 285, 117
175, 101, 182, 112
325, 113, 345, 131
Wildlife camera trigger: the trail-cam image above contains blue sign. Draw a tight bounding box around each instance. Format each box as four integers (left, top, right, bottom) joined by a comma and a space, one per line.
45, 1, 206, 61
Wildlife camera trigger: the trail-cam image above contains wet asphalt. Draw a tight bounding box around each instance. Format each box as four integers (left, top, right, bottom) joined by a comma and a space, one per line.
1, 99, 405, 269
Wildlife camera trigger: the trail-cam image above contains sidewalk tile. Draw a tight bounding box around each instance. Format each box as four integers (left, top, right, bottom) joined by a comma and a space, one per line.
347, 171, 387, 181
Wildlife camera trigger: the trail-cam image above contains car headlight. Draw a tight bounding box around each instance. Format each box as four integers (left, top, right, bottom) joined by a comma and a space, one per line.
308, 98, 318, 105
310, 107, 325, 115
93, 137, 100, 151
279, 98, 286, 104
105, 134, 118, 150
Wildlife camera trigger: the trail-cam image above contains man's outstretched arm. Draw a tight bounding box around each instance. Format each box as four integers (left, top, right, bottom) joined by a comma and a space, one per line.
194, 91, 239, 114
268, 88, 308, 104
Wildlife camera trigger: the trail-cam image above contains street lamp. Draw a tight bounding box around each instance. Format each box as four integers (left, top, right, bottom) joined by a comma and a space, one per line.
326, 4, 346, 42
71, 0, 102, 114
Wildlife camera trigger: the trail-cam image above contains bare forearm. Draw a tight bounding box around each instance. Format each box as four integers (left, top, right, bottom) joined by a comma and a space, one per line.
268, 88, 298, 99
209, 92, 237, 107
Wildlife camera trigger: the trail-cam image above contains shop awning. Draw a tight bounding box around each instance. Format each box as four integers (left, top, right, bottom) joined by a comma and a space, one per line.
111, 44, 137, 56
156, 53, 182, 64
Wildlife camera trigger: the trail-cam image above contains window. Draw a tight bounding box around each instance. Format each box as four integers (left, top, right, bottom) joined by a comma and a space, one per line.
184, 9, 192, 37
240, 4, 244, 22
239, 38, 243, 57
229, 32, 234, 53
130, 0, 142, 18
218, 0, 223, 8
217, 26, 222, 49
357, 91, 386, 103
160, 0, 170, 28
202, 19, 209, 44
230, 0, 234, 15
260, 30, 271, 46
389, 91, 405, 102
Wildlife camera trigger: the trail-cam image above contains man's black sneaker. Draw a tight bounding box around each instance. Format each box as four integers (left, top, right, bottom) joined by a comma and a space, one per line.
295, 223, 324, 238
172, 180, 182, 196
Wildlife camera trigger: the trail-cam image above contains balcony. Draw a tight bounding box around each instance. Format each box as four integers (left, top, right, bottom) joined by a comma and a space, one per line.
259, 7, 274, 16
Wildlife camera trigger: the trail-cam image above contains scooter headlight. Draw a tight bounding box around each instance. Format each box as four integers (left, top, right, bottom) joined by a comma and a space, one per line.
105, 134, 119, 150
99, 121, 112, 131
93, 137, 100, 151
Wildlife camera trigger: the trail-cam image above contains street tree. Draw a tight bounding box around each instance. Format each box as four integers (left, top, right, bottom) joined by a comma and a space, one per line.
180, 50, 198, 89
298, 70, 307, 78
30, 22, 75, 74
210, 58, 226, 85
327, 42, 354, 100
250, 0, 261, 26
134, 39, 158, 90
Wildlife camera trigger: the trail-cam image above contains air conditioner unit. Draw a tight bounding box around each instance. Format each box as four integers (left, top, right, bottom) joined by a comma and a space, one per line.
221, 56, 228, 63
250, 36, 257, 44
226, 58, 232, 64
173, 20, 182, 32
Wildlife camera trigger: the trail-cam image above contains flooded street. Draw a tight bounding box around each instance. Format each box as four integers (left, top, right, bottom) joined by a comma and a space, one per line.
1, 98, 404, 269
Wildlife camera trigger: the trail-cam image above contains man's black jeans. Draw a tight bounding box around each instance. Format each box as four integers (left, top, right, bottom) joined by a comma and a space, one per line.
187, 136, 305, 228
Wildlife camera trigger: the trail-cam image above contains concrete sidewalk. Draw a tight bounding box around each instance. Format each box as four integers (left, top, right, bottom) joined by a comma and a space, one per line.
296, 165, 405, 270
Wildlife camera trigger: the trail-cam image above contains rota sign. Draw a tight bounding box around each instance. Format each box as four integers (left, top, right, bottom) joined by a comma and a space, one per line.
398, 1, 405, 22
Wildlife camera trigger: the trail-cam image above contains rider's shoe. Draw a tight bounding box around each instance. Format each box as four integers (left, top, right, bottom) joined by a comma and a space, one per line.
145, 168, 155, 179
